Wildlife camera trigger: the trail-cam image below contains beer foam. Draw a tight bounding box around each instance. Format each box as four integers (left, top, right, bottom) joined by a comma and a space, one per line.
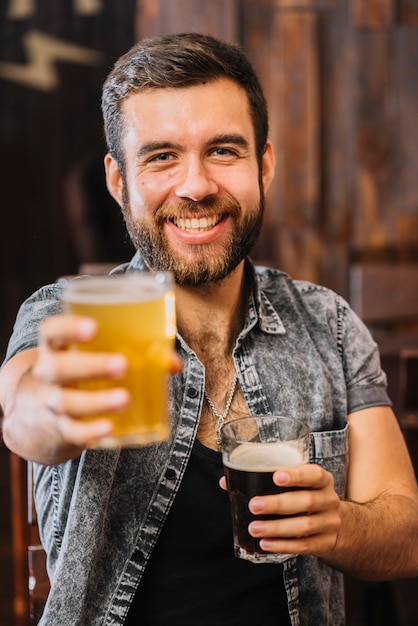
62, 275, 165, 305
225, 441, 304, 472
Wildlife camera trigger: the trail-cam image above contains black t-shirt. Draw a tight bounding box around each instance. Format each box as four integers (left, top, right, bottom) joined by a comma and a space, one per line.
125, 440, 291, 626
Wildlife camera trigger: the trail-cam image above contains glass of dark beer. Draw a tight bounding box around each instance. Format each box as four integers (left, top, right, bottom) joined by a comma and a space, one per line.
221, 415, 310, 564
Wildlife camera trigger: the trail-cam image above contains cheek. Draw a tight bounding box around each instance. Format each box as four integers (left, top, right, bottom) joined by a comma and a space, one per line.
128, 177, 171, 215
228, 171, 261, 203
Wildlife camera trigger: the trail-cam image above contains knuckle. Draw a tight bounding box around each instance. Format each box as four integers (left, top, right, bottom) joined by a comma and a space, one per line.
297, 538, 311, 554
303, 514, 317, 535
304, 490, 316, 511
34, 356, 58, 383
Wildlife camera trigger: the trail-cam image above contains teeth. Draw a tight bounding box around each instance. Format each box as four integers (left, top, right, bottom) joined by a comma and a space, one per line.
172, 215, 221, 232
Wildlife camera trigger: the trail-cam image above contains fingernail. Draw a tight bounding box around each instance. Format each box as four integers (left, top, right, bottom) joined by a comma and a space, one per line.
249, 522, 264, 536
106, 355, 128, 376
94, 420, 114, 436
249, 497, 265, 514
77, 319, 97, 338
108, 389, 129, 407
274, 471, 290, 485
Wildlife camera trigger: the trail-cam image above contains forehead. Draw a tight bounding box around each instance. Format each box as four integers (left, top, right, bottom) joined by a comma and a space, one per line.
120, 78, 255, 147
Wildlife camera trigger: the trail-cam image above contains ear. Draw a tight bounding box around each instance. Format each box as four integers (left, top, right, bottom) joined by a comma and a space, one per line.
104, 153, 124, 207
261, 140, 275, 193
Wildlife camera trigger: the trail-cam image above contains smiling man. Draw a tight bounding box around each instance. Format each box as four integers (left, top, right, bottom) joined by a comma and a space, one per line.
106, 76, 270, 288
1, 33, 418, 626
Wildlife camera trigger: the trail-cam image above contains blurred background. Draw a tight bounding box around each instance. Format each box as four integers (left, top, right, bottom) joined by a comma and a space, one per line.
1, 1, 417, 624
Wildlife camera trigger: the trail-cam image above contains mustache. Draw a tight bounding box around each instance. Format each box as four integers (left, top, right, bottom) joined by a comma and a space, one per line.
155, 196, 241, 223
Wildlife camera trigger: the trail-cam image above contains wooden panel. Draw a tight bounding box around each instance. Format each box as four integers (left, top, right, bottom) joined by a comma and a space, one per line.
269, 9, 322, 282
9, 454, 30, 626
0, 440, 14, 625
352, 24, 418, 264
351, 0, 396, 27
349, 264, 418, 323
275, 0, 341, 6
136, 0, 239, 41
274, 0, 316, 6
351, 29, 400, 259
399, 0, 418, 23
240, 0, 279, 266
317, 1, 353, 296
395, 26, 418, 258
28, 546, 49, 625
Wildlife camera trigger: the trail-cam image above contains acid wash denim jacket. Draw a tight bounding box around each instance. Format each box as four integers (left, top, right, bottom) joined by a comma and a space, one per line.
3, 253, 391, 626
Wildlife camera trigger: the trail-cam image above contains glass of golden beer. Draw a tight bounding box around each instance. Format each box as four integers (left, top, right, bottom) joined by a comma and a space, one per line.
221, 415, 310, 563
62, 272, 176, 448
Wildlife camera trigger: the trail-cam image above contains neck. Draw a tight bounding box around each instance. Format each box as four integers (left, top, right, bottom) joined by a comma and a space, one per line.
175, 261, 247, 357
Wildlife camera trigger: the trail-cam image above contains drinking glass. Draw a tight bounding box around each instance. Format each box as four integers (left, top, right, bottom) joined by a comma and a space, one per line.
62, 272, 176, 448
221, 414, 310, 563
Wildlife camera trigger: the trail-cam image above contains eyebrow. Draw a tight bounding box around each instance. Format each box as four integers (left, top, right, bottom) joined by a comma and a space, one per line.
207, 133, 250, 149
135, 134, 250, 161
135, 142, 181, 160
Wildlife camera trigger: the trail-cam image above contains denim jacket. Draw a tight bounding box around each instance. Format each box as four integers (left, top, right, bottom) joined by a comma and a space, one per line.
4, 253, 390, 626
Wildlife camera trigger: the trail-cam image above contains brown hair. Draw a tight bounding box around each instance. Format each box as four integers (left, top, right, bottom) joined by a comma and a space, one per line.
101, 32, 269, 169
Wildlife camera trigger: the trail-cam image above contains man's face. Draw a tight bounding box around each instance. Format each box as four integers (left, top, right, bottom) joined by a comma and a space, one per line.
105, 79, 275, 286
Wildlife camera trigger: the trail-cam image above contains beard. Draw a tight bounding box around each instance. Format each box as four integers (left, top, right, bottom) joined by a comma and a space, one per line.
121, 189, 265, 287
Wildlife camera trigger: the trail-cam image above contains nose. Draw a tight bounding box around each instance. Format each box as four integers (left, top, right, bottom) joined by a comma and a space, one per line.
175, 156, 219, 201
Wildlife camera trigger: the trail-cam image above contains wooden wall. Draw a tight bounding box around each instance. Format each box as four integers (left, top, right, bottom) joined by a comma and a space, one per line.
136, 0, 418, 296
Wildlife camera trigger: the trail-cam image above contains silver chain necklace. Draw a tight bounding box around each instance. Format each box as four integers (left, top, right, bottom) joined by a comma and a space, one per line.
204, 374, 238, 445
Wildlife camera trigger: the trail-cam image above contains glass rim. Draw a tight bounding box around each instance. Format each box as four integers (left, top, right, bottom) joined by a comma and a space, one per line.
60, 271, 174, 304
221, 414, 310, 444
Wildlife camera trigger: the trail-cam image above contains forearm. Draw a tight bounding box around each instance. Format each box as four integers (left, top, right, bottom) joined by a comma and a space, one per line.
324, 491, 418, 580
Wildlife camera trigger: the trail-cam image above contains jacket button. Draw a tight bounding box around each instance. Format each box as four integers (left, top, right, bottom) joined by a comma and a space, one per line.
165, 468, 176, 481
186, 387, 198, 398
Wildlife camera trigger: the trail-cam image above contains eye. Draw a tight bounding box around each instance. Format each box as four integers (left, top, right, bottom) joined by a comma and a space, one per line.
212, 147, 236, 157
148, 152, 174, 163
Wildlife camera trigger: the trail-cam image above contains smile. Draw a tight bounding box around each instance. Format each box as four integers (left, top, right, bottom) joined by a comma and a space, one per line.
170, 214, 223, 232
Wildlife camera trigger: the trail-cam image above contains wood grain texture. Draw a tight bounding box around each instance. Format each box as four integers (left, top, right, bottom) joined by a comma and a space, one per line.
351, 0, 396, 27
136, 0, 239, 41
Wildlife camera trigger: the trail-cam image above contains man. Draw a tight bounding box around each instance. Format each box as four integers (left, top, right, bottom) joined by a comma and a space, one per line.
1, 33, 418, 626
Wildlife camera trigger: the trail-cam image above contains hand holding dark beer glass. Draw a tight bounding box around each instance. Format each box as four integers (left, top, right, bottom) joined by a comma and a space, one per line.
221, 415, 310, 564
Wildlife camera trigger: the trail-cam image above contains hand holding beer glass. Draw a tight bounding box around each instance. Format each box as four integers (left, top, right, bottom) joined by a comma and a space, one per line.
221, 415, 310, 564
62, 272, 176, 449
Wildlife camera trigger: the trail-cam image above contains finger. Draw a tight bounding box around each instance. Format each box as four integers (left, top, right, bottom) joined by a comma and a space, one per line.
248, 484, 341, 558
249, 489, 315, 517
157, 347, 183, 375
170, 352, 183, 375
257, 531, 340, 558
249, 505, 340, 540
249, 482, 338, 518
38, 314, 97, 349
46, 386, 62, 414
42, 385, 130, 418
219, 476, 227, 490
248, 507, 341, 558
34, 349, 128, 384
272, 463, 331, 490
55, 414, 116, 448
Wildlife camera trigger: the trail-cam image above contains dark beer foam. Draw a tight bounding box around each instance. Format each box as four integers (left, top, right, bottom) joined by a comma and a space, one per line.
224, 442, 304, 472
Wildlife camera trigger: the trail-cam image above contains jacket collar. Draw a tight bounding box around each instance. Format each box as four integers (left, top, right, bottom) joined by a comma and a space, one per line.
124, 252, 286, 336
